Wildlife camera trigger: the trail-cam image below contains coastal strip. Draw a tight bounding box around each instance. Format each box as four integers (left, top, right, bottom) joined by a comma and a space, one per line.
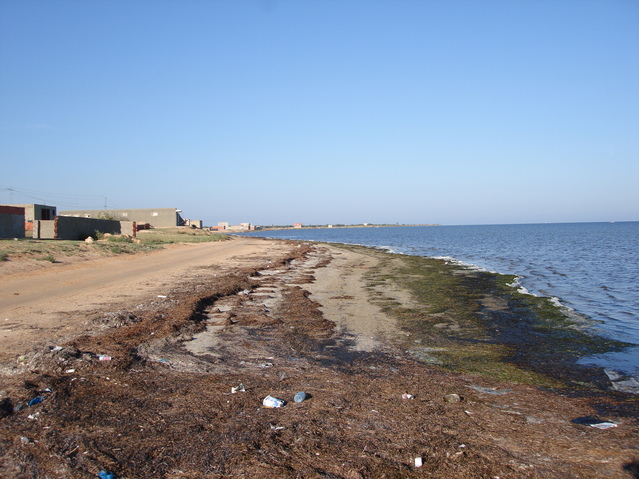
323, 243, 633, 391
0, 238, 637, 478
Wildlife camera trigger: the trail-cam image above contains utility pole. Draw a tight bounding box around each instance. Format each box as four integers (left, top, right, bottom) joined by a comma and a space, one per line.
103, 196, 107, 209
8, 187, 13, 203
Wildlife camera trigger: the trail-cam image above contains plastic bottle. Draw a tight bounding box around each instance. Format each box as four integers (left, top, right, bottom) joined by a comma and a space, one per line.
293, 391, 306, 403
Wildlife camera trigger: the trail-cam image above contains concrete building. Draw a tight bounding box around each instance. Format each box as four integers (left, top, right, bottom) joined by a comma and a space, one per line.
59, 208, 185, 228
0, 205, 25, 238
184, 219, 203, 228
7, 204, 56, 232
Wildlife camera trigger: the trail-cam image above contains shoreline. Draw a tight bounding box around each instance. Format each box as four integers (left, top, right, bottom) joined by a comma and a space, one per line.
1, 238, 638, 477
240, 225, 639, 380
304, 242, 633, 390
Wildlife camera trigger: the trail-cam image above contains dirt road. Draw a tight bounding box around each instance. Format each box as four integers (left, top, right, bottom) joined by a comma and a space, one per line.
0, 237, 292, 364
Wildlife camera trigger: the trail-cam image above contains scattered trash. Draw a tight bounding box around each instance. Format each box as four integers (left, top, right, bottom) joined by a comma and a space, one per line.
402, 393, 415, 400
157, 295, 167, 298
259, 363, 274, 368
262, 395, 285, 408
231, 384, 246, 394
98, 471, 116, 479
158, 359, 170, 363
20, 436, 30, 445
27, 412, 40, 420
415, 457, 423, 467
66, 369, 76, 373
50, 346, 63, 352
17, 355, 26, 364
572, 416, 618, 429
270, 424, 285, 430
293, 391, 306, 403
444, 393, 461, 403
28, 397, 44, 407
98, 355, 111, 361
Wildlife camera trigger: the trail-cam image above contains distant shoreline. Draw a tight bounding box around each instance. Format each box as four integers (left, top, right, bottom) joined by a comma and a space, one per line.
258, 223, 441, 231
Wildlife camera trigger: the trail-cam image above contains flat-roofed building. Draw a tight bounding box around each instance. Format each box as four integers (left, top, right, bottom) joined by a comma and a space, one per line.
59, 208, 185, 228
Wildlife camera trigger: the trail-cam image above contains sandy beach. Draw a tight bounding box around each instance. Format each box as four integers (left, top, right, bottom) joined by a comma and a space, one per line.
1, 236, 637, 478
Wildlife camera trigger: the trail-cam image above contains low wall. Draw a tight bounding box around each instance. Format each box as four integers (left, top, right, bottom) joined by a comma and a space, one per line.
34, 217, 136, 240
33, 220, 56, 239
0, 206, 25, 239
120, 221, 136, 236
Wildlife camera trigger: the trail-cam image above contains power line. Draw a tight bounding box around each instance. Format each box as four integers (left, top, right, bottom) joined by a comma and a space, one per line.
0, 185, 105, 207
0, 184, 99, 200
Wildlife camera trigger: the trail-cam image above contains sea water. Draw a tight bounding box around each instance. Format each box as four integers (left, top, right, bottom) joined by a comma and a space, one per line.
242, 222, 639, 376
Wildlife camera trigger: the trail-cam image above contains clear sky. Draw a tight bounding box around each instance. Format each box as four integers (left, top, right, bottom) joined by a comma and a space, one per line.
1, 0, 637, 226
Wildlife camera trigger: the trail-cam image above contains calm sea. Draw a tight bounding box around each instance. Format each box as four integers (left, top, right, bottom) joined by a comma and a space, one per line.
242, 222, 639, 376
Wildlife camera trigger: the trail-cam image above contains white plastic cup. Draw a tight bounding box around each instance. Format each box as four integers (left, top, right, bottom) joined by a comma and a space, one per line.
262, 395, 285, 408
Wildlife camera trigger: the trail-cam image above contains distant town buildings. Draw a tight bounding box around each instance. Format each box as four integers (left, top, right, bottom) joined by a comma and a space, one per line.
210, 222, 255, 232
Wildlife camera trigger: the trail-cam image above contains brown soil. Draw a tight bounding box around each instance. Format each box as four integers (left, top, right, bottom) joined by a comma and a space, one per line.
0, 238, 638, 478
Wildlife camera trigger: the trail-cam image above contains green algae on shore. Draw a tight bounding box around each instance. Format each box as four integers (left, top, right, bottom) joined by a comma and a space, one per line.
333, 244, 631, 391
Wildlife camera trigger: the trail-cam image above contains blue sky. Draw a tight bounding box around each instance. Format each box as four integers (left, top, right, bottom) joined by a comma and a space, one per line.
1, 0, 637, 226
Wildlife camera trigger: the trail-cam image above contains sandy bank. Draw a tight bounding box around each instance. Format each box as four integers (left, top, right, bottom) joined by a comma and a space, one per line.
0, 239, 637, 478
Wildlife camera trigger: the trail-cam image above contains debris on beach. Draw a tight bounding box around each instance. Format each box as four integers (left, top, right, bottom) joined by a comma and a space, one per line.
262, 395, 285, 408
572, 417, 619, 429
231, 383, 246, 393
27, 396, 44, 407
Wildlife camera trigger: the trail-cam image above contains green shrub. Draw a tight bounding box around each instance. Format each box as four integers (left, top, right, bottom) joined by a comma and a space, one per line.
107, 235, 133, 243
0, 252, 8, 262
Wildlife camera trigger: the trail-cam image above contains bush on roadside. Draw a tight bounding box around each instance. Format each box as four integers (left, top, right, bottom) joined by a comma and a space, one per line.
136, 229, 229, 245
107, 235, 134, 243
